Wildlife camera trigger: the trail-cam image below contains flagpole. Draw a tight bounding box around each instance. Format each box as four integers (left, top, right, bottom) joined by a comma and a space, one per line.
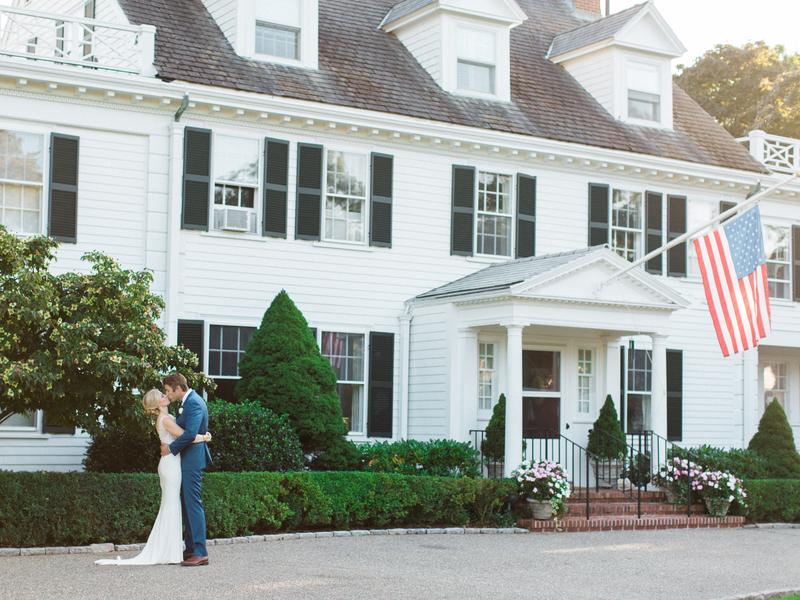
601, 173, 799, 286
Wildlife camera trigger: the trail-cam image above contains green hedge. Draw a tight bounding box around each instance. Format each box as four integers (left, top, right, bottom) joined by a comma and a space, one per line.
0, 471, 515, 547
744, 479, 800, 522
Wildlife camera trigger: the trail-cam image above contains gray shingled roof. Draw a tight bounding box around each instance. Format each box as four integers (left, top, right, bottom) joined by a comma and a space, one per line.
548, 2, 646, 58
381, 0, 436, 28
115, 0, 766, 174
416, 247, 600, 299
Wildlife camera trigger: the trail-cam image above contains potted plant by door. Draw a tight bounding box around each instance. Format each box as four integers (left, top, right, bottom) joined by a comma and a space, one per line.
481, 394, 507, 478
512, 460, 571, 520
587, 395, 627, 488
700, 470, 748, 518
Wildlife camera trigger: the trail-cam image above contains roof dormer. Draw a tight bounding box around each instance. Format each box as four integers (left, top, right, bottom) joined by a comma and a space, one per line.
202, 0, 319, 69
548, 1, 685, 129
381, 0, 527, 102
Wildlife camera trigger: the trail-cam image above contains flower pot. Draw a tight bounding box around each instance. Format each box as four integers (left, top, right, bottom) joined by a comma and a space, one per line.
486, 462, 504, 479
527, 498, 554, 520
704, 497, 731, 518
595, 459, 624, 489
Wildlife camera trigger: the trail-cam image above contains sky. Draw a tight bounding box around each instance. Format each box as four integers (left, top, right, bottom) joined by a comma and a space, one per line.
611, 0, 800, 68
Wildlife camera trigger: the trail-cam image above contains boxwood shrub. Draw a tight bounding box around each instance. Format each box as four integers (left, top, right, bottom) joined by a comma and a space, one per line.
0, 471, 515, 547
744, 479, 800, 522
360, 439, 480, 477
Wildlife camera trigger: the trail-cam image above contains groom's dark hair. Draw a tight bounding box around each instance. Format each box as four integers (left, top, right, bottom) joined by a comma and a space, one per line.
163, 372, 189, 391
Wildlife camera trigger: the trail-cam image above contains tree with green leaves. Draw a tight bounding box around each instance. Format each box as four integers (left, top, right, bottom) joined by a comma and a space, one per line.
748, 399, 800, 479
0, 227, 213, 434
481, 394, 507, 461
675, 42, 800, 138
587, 395, 627, 459
236, 290, 346, 453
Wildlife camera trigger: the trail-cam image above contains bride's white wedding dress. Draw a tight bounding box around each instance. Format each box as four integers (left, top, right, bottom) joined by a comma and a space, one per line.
96, 415, 183, 565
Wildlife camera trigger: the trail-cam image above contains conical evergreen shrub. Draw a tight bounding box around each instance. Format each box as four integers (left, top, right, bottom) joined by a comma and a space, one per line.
587, 395, 627, 459
481, 394, 506, 461
236, 290, 346, 453
748, 398, 800, 478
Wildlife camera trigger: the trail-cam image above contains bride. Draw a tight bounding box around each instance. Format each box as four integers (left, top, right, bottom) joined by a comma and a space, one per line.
95, 389, 211, 566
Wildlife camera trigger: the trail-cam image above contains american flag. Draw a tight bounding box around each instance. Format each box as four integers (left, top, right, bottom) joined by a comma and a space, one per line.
693, 206, 771, 357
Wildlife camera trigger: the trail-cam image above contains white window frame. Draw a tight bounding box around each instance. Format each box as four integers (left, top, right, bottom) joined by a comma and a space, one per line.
322, 148, 369, 246
255, 20, 301, 61
577, 348, 595, 416
240, 0, 319, 70
763, 361, 789, 415
478, 342, 496, 412
209, 131, 261, 236
764, 224, 792, 301
623, 56, 669, 128
447, 20, 510, 101
0, 126, 48, 237
0, 410, 41, 433
610, 187, 644, 263
316, 328, 368, 436
625, 347, 652, 433
474, 169, 514, 258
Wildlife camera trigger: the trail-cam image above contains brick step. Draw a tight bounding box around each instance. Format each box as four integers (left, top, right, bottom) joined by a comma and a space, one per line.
519, 514, 746, 533
568, 489, 667, 502
565, 502, 705, 517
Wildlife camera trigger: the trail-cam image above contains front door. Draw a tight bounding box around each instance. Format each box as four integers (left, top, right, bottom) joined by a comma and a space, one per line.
522, 349, 561, 439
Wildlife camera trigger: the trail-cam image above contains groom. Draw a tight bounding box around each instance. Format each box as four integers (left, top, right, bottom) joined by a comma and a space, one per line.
161, 372, 212, 567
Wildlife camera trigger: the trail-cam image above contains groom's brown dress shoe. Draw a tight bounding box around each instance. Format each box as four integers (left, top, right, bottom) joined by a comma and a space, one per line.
181, 555, 209, 567
183, 551, 193, 561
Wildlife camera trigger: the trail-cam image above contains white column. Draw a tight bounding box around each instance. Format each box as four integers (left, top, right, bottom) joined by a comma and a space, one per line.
164, 122, 185, 345
504, 325, 524, 477
650, 334, 668, 439
603, 337, 621, 416
398, 313, 412, 440
459, 328, 479, 443
742, 348, 759, 446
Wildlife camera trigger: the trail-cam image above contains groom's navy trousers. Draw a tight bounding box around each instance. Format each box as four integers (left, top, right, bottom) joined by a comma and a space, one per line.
169, 390, 212, 558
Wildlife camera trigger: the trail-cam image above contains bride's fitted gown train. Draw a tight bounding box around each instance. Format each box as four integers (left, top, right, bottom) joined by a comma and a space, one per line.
96, 415, 183, 565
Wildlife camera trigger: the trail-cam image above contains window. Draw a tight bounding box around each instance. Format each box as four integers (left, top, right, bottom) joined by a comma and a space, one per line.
208, 325, 255, 401
763, 362, 788, 412
476, 171, 512, 256
627, 62, 661, 122
212, 135, 259, 234
764, 225, 791, 300
577, 349, 594, 415
255, 0, 301, 61
456, 27, 496, 95
478, 343, 495, 411
0, 130, 44, 235
627, 349, 652, 434
0, 411, 37, 430
325, 151, 367, 243
611, 189, 643, 262
321, 332, 365, 434
522, 350, 561, 438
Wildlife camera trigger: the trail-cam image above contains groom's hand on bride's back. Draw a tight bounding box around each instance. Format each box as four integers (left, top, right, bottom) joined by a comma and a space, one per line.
160, 444, 170, 456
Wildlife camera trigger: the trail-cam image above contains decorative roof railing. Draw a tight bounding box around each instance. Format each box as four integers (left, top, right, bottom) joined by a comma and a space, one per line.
0, 6, 155, 76
738, 130, 800, 174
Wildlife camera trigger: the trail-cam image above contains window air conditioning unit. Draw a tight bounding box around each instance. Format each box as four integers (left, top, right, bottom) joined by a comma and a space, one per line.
221, 208, 250, 232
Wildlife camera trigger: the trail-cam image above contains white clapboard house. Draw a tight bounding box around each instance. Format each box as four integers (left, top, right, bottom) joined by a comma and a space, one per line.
0, 0, 798, 474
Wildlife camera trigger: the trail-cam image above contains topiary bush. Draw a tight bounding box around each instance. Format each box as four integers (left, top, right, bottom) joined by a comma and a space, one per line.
206, 400, 304, 472
587, 395, 627, 459
236, 290, 346, 453
360, 439, 480, 477
748, 399, 800, 478
481, 394, 506, 461
84, 417, 161, 473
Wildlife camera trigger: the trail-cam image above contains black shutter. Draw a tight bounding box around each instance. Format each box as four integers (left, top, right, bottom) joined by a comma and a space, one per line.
588, 184, 610, 247
368, 332, 395, 438
263, 137, 289, 237
645, 191, 663, 274
516, 174, 536, 258
48, 133, 79, 243
177, 320, 205, 373
181, 128, 211, 231
719, 200, 737, 224
42, 413, 75, 435
619, 345, 626, 433
666, 350, 683, 441
451, 165, 475, 256
370, 153, 393, 247
295, 143, 323, 240
793, 225, 800, 302
667, 195, 687, 277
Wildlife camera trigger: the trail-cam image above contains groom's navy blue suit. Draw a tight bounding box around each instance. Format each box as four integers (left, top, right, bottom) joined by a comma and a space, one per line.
169, 389, 211, 558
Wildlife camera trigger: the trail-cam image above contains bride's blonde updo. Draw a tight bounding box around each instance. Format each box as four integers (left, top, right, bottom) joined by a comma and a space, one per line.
142, 389, 163, 420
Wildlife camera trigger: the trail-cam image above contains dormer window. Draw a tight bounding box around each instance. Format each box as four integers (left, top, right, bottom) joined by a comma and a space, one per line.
456, 27, 497, 95
627, 61, 661, 123
255, 1, 301, 61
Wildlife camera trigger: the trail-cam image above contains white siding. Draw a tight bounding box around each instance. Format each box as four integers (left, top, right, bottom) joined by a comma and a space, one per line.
0, 432, 90, 472
201, 0, 238, 49
395, 16, 442, 86
408, 303, 450, 439
560, 48, 616, 116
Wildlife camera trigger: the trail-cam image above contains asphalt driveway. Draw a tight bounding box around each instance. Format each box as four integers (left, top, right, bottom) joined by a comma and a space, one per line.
2, 528, 799, 600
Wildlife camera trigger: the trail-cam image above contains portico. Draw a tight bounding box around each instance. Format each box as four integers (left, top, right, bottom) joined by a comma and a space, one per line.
411, 247, 688, 476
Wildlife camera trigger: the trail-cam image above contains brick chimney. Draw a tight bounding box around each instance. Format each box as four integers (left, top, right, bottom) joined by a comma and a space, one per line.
572, 0, 602, 17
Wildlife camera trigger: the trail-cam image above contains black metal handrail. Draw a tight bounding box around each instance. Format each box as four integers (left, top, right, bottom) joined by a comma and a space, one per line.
588, 428, 648, 518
